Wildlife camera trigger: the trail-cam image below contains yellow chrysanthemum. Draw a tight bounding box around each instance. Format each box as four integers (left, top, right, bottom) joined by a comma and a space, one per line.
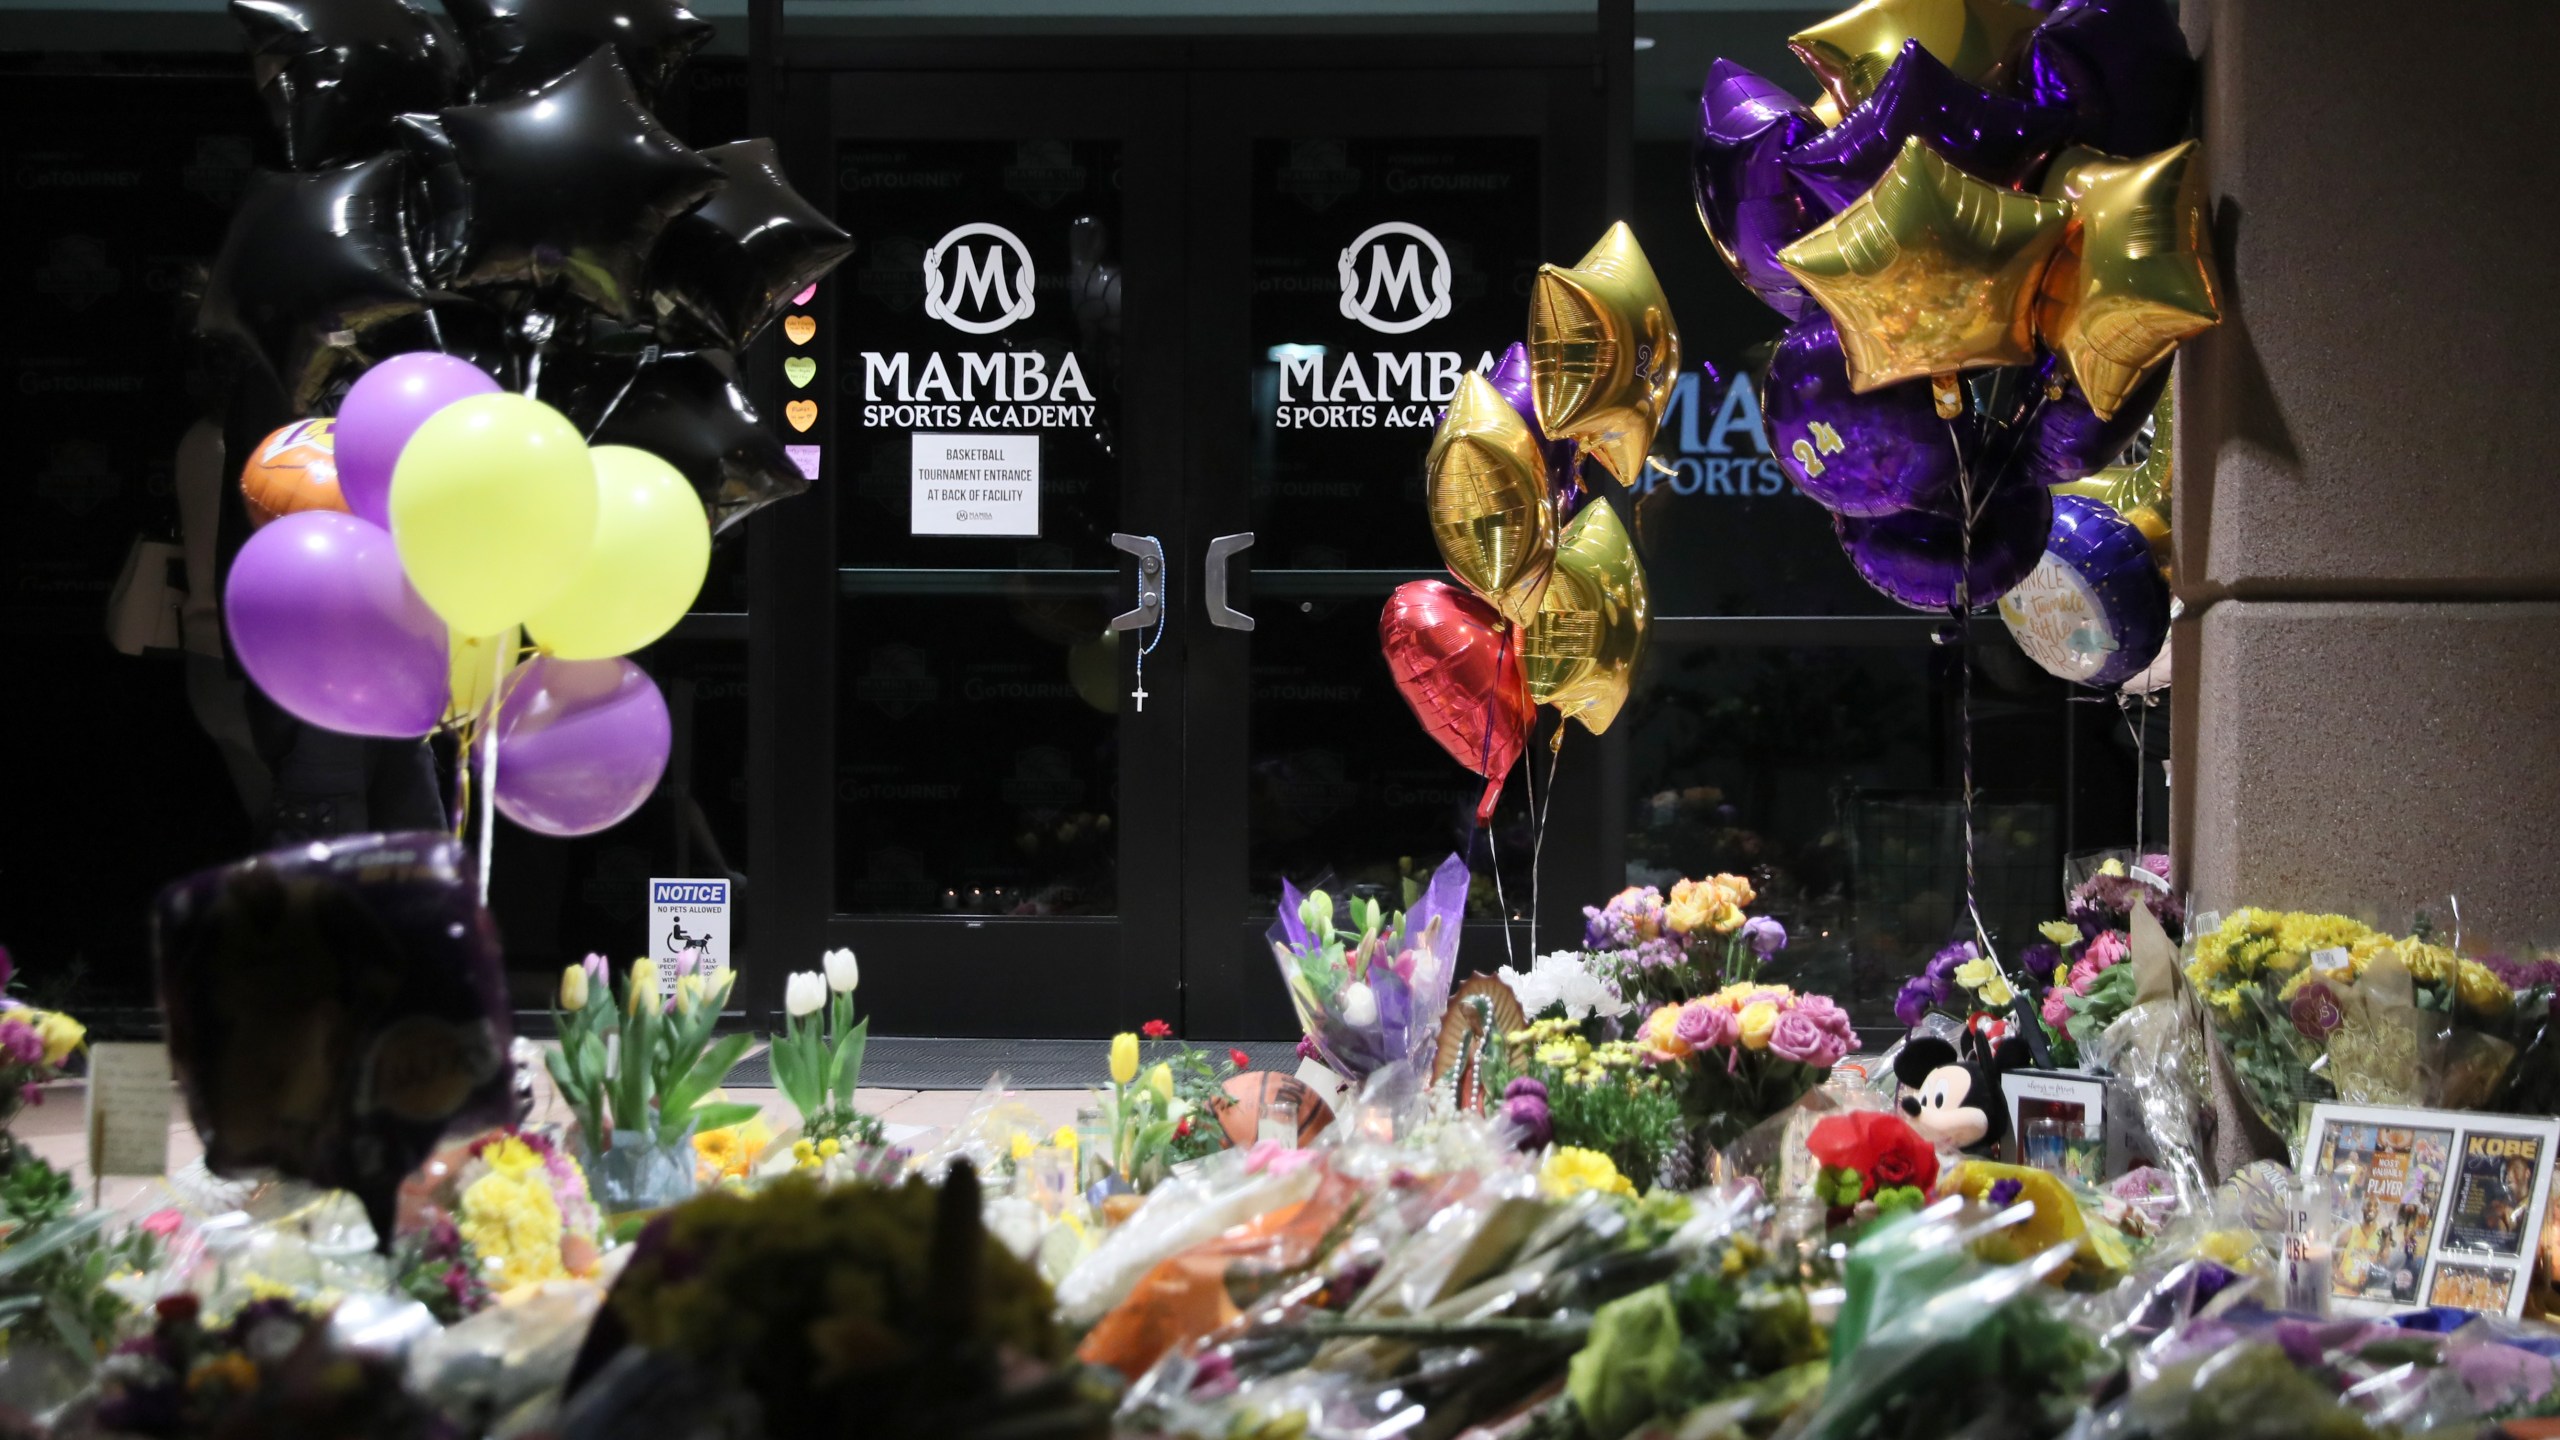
1539, 1145, 1636, 1200
692, 1117, 771, 1183
457, 1140, 568, 1289
2457, 960, 2514, 1014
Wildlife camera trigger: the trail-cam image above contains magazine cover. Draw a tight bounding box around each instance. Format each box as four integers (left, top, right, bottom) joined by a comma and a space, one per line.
2313, 1120, 2453, 1307
2442, 1130, 2544, 1257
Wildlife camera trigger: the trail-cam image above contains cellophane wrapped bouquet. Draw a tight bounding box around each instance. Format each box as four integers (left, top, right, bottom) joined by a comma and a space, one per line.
1580, 872, 1788, 1009
2184, 905, 2559, 1143
1269, 853, 1468, 1078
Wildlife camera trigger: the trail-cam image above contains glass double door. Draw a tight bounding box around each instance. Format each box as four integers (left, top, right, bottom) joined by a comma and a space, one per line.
772, 58, 1604, 1037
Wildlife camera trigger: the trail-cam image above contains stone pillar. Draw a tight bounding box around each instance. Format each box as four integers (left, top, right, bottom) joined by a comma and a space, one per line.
2174, 0, 2560, 937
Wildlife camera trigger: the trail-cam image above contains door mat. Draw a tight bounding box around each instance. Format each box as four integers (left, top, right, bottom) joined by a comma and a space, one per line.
724, 1037, 1308, 1091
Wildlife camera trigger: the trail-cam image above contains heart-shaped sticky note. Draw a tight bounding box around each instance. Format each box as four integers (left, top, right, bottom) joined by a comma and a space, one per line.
783, 356, 817, 388
793, 284, 819, 306
785, 400, 818, 432
783, 315, 817, 345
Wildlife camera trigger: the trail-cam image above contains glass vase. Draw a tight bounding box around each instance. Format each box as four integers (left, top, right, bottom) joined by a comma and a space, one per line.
577, 1118, 699, 1213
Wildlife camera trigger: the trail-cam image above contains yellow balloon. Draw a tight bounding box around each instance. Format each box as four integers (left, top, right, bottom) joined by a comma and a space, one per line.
1778, 136, 2071, 391
1529, 222, 1682, 489
2035, 141, 2220, 421
523, 445, 711, 659
1788, 0, 2043, 114
1428, 372, 1556, 630
1521, 499, 1648, 737
390, 392, 598, 635
444, 626, 519, 726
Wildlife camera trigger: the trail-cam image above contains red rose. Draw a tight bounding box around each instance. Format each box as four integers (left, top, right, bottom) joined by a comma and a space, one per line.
1175, 1116, 1192, 1138
155, 1294, 201, 1324
1805, 1111, 1938, 1200
1142, 1019, 1173, 1039
1230, 1048, 1252, 1070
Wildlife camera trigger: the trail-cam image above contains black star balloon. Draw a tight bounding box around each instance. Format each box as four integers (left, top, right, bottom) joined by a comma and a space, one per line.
389, 111, 470, 285
560, 349, 808, 535
647, 139, 855, 353
441, 0, 712, 101
197, 155, 427, 412
439, 48, 724, 321
232, 0, 468, 168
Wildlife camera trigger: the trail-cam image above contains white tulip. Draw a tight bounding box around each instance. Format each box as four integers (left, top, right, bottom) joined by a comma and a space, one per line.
785, 971, 827, 1018
1340, 981, 1378, 1028
824, 947, 860, 994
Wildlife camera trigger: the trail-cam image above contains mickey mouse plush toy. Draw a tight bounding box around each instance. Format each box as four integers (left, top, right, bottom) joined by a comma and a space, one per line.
1895, 1030, 2033, 1156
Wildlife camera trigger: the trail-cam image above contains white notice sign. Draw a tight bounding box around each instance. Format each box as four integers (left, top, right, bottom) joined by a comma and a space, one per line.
910, 432, 1039, 537
86, 1042, 172, 1179
649, 877, 732, 1000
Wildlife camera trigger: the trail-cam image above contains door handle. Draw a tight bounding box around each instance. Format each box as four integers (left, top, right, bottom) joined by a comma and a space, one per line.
1205, 532, 1255, 631
1108, 533, 1164, 632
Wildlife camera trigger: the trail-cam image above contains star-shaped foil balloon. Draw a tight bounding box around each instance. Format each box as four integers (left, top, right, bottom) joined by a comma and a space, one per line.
1521, 497, 1648, 738
2035, 140, 2220, 420
1789, 0, 2044, 113
1429, 372, 1557, 631
1778, 136, 2070, 391
1528, 222, 1682, 489
2055, 380, 2173, 580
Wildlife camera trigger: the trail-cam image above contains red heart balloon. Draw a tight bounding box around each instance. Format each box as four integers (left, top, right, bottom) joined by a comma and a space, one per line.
1380, 579, 1533, 822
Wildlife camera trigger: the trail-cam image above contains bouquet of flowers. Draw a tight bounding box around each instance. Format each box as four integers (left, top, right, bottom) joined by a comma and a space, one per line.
0, 945, 87, 1152
2009, 855, 2184, 1066
768, 947, 883, 1149
2185, 907, 2528, 1140
546, 953, 759, 1155
451, 1128, 603, 1289
1634, 981, 1858, 1149
1581, 874, 1788, 1008
1095, 1023, 1248, 1189
96, 1294, 446, 1440
1268, 853, 1467, 1078
1482, 1018, 1687, 1189
1894, 939, 2018, 1027
1493, 950, 1635, 1025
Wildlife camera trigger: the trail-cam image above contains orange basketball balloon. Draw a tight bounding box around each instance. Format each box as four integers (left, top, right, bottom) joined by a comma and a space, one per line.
1219, 1072, 1335, 1149
239, 418, 347, 529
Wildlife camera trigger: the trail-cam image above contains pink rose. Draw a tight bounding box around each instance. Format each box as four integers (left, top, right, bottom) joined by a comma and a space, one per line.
2067, 956, 2106, 993
2083, 930, 2127, 971
1767, 994, 1855, 1068
1674, 999, 1739, 1051
2042, 986, 2074, 1027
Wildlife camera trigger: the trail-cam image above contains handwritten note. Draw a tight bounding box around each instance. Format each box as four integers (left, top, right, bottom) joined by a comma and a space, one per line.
85, 1042, 173, 1179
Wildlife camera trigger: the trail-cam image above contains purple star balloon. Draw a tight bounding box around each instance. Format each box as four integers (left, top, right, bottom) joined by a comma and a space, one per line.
2024, 0, 2198, 158
1783, 40, 2074, 214
1486, 341, 1589, 518
1836, 477, 2053, 612
1693, 59, 1829, 321
1763, 312, 1966, 516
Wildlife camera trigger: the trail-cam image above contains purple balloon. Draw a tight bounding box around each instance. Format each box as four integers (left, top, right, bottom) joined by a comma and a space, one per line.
1693, 60, 1829, 320
2001, 494, 2169, 689
1763, 312, 1966, 516
1486, 341, 1588, 517
1783, 41, 2073, 214
334, 351, 502, 528
2025, 0, 2198, 158
2012, 359, 2169, 486
1836, 478, 2053, 612
493, 656, 670, 837
224, 510, 450, 737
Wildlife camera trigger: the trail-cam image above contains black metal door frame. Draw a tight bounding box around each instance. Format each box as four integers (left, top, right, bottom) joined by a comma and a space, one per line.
748, 32, 1613, 1038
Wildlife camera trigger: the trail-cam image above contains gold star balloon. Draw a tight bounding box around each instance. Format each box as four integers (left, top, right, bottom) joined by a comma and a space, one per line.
1428, 371, 1557, 630
1789, 0, 2043, 113
2036, 140, 2221, 420
1529, 222, 1683, 489
1520, 497, 1648, 738
1779, 136, 2071, 391
2055, 380, 2174, 581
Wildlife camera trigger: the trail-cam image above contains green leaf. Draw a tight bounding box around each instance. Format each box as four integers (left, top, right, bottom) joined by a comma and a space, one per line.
831, 1016, 870, 1106
659, 1031, 756, 1132
684, 1101, 762, 1137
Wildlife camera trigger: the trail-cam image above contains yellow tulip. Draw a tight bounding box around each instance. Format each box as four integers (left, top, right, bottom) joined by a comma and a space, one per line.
1108, 1032, 1139, 1086
1148, 1062, 1174, 1103
30, 1011, 82, 1068
626, 959, 654, 1016
558, 964, 589, 1013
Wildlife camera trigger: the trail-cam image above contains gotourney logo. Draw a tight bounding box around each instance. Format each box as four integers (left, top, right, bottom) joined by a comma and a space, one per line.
922, 221, 1036, 334
1336, 220, 1451, 334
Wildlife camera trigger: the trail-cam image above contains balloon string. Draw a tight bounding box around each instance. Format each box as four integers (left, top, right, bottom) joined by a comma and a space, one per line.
1528, 733, 1564, 957
585, 346, 662, 442
424, 308, 447, 355
1942, 416, 1993, 969
477, 640, 503, 905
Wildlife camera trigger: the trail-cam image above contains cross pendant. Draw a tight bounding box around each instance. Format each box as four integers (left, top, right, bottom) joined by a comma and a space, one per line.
1131, 682, 1149, 713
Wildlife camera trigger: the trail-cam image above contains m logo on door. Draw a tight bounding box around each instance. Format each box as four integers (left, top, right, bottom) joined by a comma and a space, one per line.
1336, 221, 1452, 334
922, 222, 1037, 334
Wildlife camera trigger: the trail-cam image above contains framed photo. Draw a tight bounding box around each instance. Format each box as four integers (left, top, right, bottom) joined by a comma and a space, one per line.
2005, 1070, 2115, 1178
2304, 1103, 2560, 1319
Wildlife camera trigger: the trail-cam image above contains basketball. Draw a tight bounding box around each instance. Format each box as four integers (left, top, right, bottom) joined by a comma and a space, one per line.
1219, 1070, 1334, 1149
239, 418, 346, 529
